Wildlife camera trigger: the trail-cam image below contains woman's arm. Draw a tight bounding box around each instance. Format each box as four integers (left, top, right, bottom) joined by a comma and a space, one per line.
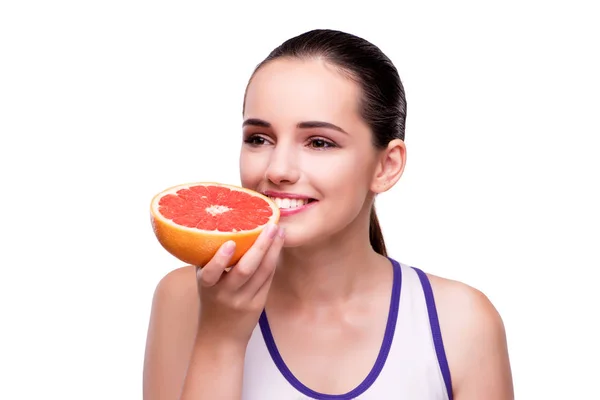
179, 335, 246, 400
430, 275, 514, 400
142, 266, 246, 400
143, 225, 284, 399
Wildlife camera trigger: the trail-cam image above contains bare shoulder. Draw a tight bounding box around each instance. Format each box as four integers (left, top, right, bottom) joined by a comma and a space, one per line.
147, 265, 200, 330
426, 273, 514, 399
147, 264, 200, 337
143, 265, 200, 400
426, 273, 503, 332
152, 265, 199, 310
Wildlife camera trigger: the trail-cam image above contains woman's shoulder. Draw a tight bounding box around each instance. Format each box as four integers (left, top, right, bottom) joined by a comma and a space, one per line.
425, 272, 501, 326
152, 265, 199, 309
147, 265, 201, 338
425, 271, 513, 397
147, 265, 200, 342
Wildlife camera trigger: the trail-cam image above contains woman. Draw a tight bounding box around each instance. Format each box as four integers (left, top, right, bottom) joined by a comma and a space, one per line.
143, 29, 514, 400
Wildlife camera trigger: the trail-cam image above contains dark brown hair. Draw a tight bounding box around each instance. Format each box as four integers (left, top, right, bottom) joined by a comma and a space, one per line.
244, 29, 407, 256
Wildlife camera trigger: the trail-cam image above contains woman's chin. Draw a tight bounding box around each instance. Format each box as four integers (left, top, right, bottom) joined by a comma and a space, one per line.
279, 230, 314, 249
279, 228, 332, 251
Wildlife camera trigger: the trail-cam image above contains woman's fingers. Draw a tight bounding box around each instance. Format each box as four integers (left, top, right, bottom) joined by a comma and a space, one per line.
196, 222, 281, 292
239, 226, 284, 298
225, 223, 280, 290
197, 240, 237, 287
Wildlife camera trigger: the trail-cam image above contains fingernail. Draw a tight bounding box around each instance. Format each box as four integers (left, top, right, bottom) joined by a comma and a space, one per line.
222, 241, 236, 255
278, 227, 285, 238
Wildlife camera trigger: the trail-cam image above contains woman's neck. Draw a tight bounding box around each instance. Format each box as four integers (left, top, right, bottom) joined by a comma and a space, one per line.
271, 227, 391, 308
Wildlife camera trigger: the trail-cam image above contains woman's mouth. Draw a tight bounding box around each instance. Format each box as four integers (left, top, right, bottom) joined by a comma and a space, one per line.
269, 197, 315, 209
264, 193, 318, 216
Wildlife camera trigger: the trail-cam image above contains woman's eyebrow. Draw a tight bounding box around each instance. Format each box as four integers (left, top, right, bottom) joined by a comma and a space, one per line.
243, 118, 347, 134
297, 121, 348, 134
242, 118, 271, 128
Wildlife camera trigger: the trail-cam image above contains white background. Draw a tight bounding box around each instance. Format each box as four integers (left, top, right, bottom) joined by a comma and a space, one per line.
1, 1, 598, 399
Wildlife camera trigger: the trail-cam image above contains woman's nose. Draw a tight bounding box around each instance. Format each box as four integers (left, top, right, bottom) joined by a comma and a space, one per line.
265, 144, 300, 185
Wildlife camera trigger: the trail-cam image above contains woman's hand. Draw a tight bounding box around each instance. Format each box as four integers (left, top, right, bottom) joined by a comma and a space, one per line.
194, 222, 284, 346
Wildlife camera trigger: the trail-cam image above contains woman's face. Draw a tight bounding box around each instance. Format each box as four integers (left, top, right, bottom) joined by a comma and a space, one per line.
240, 58, 383, 247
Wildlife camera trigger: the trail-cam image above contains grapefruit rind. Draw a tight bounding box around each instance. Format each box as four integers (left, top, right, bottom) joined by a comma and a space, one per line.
150, 182, 280, 267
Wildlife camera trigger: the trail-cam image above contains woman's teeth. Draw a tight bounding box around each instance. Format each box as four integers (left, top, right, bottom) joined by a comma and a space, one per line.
269, 197, 309, 209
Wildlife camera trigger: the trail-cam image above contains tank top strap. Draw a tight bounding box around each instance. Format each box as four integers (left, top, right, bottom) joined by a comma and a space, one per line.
241, 258, 453, 399
411, 266, 453, 399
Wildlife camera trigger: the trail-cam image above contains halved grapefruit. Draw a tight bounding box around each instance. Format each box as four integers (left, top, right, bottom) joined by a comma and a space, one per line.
150, 182, 280, 267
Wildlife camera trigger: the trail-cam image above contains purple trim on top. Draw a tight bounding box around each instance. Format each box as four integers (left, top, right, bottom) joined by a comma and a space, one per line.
413, 267, 454, 400
258, 257, 402, 400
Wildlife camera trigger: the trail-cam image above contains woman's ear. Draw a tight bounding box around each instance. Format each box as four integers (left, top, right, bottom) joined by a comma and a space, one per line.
370, 139, 406, 193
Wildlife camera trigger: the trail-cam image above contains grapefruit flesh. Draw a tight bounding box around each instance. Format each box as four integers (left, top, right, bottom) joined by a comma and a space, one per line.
150, 182, 279, 267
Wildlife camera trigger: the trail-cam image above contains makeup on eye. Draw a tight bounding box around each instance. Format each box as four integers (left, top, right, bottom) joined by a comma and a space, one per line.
306, 137, 337, 149
242, 133, 338, 149
243, 134, 271, 146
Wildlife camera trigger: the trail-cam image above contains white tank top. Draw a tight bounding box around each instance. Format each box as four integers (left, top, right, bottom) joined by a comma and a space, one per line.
241, 258, 453, 400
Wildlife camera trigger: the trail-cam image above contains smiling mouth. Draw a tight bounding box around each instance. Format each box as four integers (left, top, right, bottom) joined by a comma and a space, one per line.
267, 196, 317, 210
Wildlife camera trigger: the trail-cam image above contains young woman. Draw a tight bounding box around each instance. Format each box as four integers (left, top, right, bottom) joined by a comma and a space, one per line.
143, 29, 514, 400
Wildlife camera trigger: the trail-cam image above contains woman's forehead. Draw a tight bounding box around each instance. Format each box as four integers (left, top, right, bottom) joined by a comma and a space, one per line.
244, 58, 362, 125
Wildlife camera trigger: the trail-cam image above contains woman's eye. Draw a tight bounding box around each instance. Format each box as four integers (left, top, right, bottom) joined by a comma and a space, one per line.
244, 135, 268, 146
309, 138, 336, 149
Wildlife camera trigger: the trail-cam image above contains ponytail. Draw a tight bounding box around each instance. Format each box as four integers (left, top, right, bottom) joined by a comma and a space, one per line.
369, 205, 387, 256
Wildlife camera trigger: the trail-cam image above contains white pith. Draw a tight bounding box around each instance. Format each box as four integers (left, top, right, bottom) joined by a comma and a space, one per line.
205, 205, 231, 216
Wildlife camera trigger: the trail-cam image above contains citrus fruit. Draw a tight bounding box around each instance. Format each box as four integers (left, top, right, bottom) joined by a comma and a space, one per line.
150, 182, 280, 267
